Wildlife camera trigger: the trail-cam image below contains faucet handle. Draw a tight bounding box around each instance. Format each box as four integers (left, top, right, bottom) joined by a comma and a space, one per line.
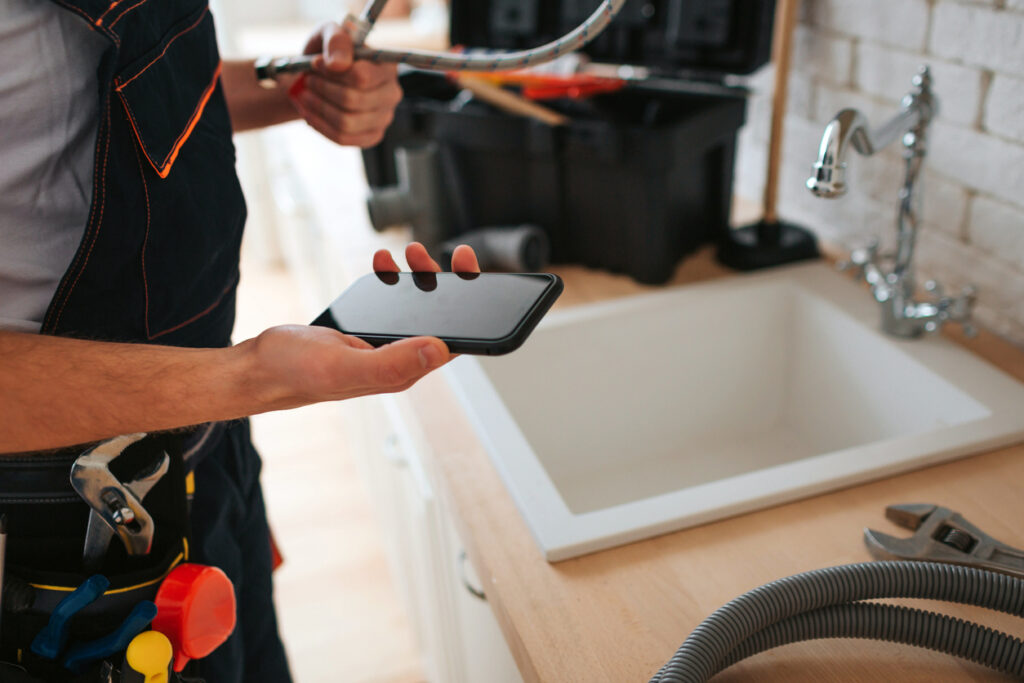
940, 284, 978, 336
838, 241, 879, 279
924, 279, 945, 298
953, 284, 977, 321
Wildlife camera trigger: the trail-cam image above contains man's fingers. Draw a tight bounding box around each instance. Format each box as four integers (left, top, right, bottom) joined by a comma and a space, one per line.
336, 62, 399, 91
297, 88, 394, 135
320, 22, 354, 72
293, 96, 388, 148
305, 75, 403, 114
375, 244, 479, 273
373, 249, 401, 272
405, 243, 441, 272
450, 245, 481, 273
302, 27, 323, 56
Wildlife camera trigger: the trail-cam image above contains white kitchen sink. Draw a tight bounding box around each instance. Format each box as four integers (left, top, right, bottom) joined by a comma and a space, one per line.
445, 263, 1024, 561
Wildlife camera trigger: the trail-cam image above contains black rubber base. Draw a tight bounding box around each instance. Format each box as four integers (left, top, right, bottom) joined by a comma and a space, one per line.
717, 219, 821, 271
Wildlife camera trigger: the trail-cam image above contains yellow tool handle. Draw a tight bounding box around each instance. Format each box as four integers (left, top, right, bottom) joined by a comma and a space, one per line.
124, 630, 173, 683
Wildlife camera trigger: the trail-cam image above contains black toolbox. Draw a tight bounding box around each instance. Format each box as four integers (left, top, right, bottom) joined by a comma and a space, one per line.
363, 0, 777, 284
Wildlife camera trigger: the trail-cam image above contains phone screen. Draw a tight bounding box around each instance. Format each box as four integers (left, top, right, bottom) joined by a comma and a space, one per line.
312, 272, 562, 353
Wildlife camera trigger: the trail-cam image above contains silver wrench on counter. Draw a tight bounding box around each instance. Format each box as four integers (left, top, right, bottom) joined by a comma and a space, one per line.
864, 503, 1024, 578
70, 434, 169, 570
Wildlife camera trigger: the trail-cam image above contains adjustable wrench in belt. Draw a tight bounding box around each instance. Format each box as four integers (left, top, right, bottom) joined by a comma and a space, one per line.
70, 434, 169, 570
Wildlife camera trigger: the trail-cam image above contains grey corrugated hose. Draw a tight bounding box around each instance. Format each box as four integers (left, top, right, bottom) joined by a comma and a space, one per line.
651, 561, 1024, 682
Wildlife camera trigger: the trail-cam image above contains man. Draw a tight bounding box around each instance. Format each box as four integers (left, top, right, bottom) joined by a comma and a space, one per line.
0, 1, 475, 680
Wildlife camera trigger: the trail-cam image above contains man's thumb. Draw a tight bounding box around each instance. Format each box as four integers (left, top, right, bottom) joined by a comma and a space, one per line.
321, 22, 355, 72
363, 337, 449, 390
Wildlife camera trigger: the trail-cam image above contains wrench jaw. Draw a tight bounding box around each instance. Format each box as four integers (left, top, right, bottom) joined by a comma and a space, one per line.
863, 527, 977, 566
71, 435, 169, 571
867, 503, 1024, 579
884, 503, 938, 530
92, 489, 154, 552
82, 514, 112, 570
863, 528, 918, 562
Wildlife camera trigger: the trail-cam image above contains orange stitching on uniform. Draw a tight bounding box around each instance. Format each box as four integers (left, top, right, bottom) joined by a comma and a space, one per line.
46, 98, 105, 329
50, 0, 120, 45
107, 0, 153, 29
47, 96, 108, 329
156, 63, 221, 177
52, 99, 113, 329
114, 7, 209, 92
95, 0, 121, 26
117, 64, 221, 178
117, 91, 160, 175
148, 274, 239, 341
132, 141, 153, 339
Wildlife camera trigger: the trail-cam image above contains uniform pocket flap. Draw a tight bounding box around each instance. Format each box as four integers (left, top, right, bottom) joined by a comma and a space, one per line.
114, 6, 221, 179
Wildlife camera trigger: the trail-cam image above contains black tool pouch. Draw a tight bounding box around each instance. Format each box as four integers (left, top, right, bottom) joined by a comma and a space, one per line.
0, 433, 192, 681
0, 662, 207, 683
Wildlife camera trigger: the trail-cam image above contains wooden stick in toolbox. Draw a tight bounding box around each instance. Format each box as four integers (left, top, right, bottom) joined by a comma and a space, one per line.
454, 75, 570, 127
763, 0, 800, 224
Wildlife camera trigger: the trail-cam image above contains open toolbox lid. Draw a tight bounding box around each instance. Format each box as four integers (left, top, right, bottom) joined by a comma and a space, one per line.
450, 0, 777, 78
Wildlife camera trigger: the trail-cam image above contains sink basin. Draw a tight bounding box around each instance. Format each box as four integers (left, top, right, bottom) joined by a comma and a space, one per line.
445, 263, 1024, 561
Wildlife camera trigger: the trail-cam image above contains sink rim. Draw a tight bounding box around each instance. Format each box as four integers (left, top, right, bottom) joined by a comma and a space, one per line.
445, 262, 1024, 561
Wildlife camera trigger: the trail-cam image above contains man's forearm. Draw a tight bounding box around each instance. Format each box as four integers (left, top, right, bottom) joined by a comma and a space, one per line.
0, 245, 472, 455
221, 59, 301, 133
0, 331, 269, 454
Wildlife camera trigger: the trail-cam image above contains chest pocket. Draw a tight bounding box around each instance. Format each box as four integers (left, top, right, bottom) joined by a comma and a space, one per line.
112, 4, 247, 345
114, 5, 220, 178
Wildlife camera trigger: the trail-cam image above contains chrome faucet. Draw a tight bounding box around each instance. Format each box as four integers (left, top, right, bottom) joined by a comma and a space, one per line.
807, 67, 976, 339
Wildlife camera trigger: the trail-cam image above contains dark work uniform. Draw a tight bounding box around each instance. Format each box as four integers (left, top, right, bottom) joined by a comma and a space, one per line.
0, 0, 291, 680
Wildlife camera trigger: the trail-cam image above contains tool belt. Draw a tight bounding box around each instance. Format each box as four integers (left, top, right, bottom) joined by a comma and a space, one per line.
0, 427, 224, 682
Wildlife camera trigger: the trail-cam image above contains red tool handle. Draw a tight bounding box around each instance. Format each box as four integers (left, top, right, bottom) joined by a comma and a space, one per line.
152, 563, 236, 672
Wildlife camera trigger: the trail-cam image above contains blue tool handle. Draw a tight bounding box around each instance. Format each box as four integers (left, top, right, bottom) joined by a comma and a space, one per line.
63, 600, 158, 674
30, 574, 110, 660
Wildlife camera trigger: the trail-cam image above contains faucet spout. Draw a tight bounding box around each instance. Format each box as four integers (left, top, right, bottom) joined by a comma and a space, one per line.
806, 97, 929, 199
806, 109, 869, 198
805, 67, 975, 339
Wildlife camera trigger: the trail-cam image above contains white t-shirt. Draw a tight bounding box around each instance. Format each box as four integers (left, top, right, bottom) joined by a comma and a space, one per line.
0, 0, 107, 332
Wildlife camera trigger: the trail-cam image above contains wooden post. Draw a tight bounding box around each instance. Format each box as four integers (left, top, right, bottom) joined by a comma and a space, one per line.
763, 0, 800, 225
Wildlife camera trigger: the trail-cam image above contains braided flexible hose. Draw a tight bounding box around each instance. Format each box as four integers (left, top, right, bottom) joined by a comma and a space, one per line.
650, 561, 1024, 683
261, 2, 629, 81
354, 0, 628, 72
359, 0, 391, 25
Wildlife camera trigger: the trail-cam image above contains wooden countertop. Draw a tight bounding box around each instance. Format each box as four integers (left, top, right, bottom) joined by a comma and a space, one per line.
401, 249, 1024, 683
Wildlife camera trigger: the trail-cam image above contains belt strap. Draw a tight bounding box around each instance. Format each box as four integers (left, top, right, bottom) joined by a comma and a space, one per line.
0, 424, 223, 503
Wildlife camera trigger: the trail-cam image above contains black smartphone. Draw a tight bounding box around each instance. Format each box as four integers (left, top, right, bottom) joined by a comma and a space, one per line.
311, 272, 563, 355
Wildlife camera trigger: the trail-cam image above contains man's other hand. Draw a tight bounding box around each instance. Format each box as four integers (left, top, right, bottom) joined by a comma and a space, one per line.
291, 22, 403, 148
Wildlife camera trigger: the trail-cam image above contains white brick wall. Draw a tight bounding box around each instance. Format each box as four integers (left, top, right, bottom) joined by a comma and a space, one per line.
735, 0, 1024, 347
985, 74, 1024, 141
806, 0, 931, 50
930, 3, 1024, 74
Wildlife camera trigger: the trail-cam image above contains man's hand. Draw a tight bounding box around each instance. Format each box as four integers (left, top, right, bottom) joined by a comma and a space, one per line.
221, 24, 402, 138
290, 23, 403, 148
243, 243, 481, 411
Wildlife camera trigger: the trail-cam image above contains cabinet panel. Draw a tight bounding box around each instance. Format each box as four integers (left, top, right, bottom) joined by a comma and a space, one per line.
347, 395, 522, 683
441, 523, 524, 683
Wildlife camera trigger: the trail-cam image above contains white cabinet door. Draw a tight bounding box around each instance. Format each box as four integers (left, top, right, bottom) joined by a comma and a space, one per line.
439, 522, 524, 683
349, 395, 523, 683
